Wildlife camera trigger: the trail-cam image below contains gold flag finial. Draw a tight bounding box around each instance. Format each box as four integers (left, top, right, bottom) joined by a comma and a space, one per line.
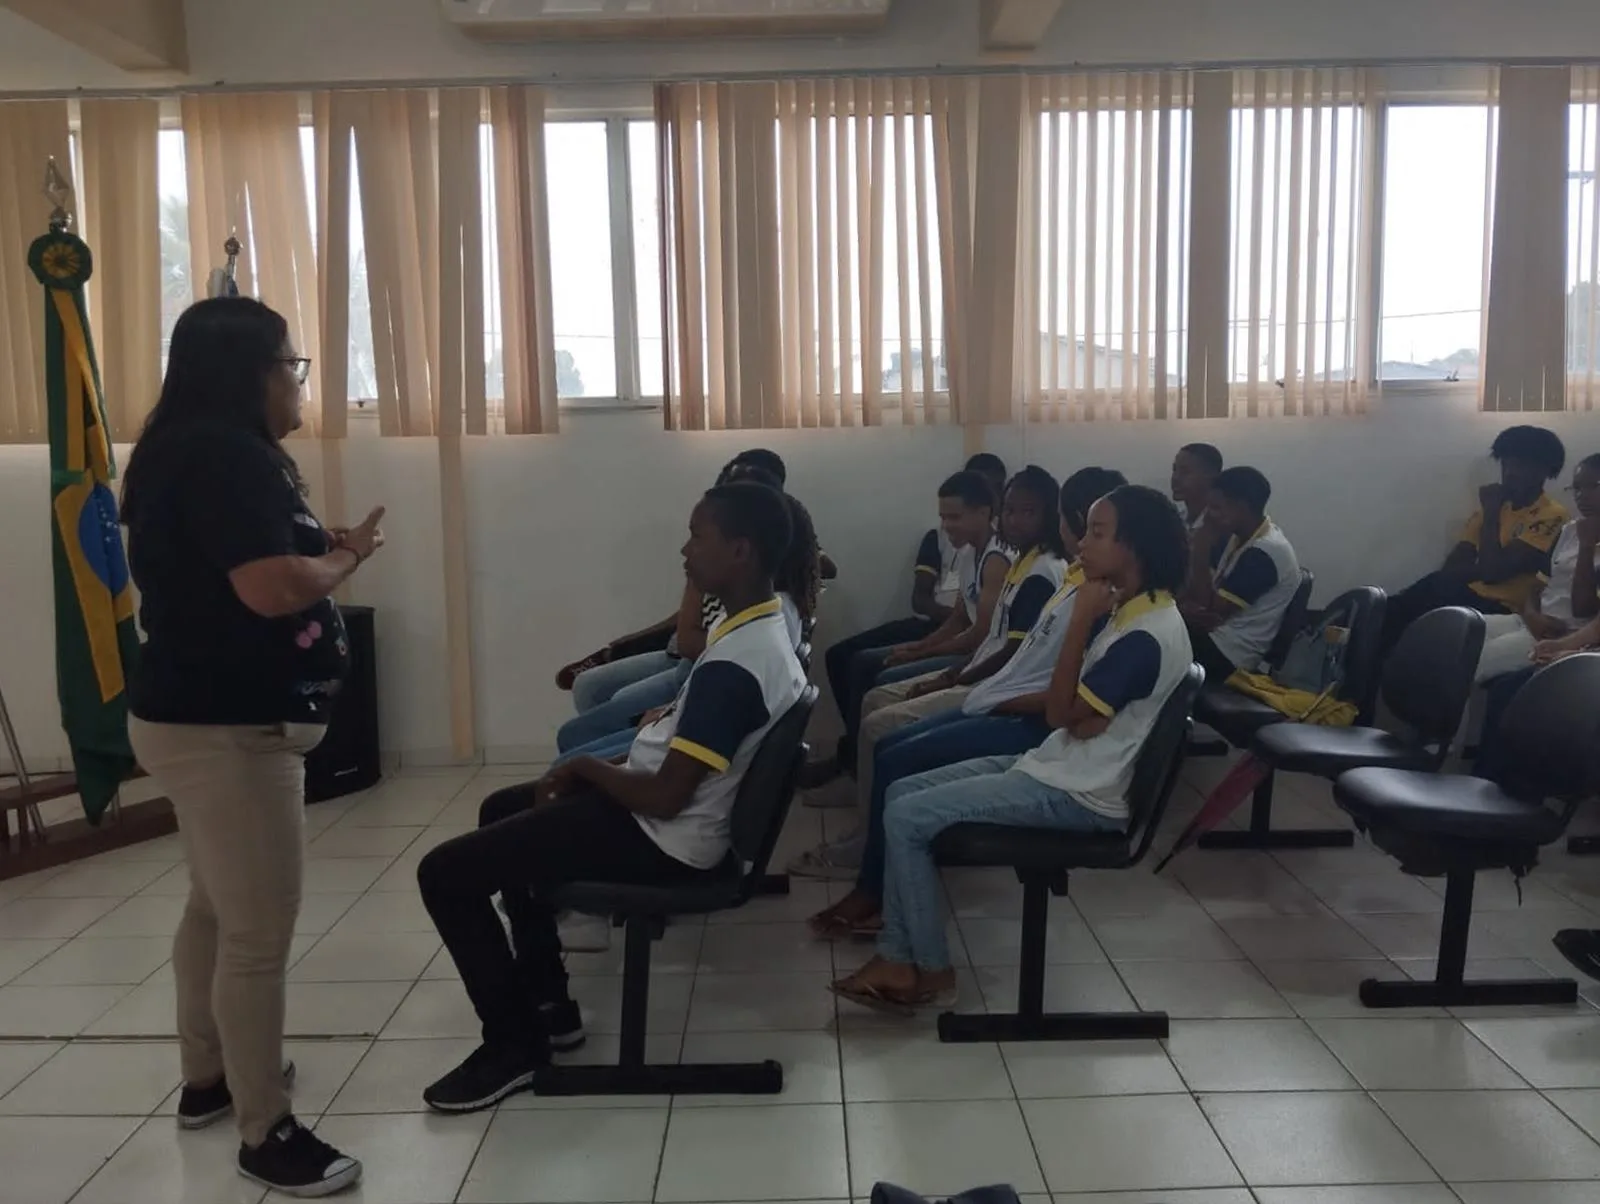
42, 158, 73, 234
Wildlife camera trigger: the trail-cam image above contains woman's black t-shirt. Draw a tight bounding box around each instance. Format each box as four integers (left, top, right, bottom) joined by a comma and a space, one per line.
127, 424, 350, 726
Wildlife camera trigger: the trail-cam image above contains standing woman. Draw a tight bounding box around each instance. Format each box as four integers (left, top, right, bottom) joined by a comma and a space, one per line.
121, 297, 383, 1197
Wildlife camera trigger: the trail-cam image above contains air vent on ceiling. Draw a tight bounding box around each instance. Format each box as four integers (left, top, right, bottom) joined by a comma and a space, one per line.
442, 0, 894, 41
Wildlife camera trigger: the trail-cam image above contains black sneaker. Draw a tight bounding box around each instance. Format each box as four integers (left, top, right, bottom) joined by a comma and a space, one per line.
237, 1115, 361, 1198
423, 1042, 544, 1113
540, 999, 586, 1052
176, 1061, 297, 1130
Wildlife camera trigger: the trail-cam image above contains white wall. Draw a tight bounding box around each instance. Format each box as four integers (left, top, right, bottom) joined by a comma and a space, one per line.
3, 0, 1600, 94
4, 397, 1599, 768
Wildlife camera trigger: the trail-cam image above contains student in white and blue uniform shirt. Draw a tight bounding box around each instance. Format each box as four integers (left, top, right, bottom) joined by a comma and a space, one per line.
419, 481, 806, 1111
830, 485, 1194, 1011
807, 468, 1128, 940
1179, 466, 1300, 686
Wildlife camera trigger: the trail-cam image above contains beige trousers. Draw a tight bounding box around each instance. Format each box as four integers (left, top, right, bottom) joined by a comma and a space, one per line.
128, 717, 325, 1146
857, 672, 972, 802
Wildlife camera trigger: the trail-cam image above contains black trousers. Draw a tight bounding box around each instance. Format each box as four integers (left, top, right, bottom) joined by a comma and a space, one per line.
1189, 627, 1242, 687
823, 616, 938, 761
1380, 570, 1509, 655
416, 784, 709, 1049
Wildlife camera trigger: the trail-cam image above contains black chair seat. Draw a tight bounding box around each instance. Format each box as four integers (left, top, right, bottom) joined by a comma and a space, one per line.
1335, 768, 1568, 846
934, 822, 1132, 872
1254, 724, 1434, 778
1194, 687, 1286, 745
553, 857, 743, 918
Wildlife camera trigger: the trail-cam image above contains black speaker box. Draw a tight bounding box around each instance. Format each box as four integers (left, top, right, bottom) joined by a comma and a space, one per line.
306, 604, 381, 803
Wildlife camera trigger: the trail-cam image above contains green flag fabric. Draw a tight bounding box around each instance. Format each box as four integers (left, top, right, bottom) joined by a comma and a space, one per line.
27, 229, 140, 824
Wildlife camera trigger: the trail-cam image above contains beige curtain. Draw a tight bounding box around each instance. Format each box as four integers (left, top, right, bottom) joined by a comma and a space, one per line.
1019, 72, 1193, 422
1482, 66, 1571, 412
0, 100, 70, 443
488, 84, 559, 435
1224, 68, 1377, 418
658, 77, 973, 430
181, 93, 323, 432
1567, 67, 1600, 411
79, 99, 161, 442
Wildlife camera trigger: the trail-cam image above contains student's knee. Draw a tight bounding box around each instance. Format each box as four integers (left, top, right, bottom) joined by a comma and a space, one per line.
882, 792, 921, 841
479, 784, 531, 828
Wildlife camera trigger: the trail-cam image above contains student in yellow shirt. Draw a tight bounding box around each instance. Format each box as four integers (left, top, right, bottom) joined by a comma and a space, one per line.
1380, 426, 1568, 654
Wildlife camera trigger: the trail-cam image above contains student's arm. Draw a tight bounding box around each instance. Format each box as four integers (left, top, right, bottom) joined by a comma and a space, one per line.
885, 606, 970, 666
1185, 546, 1277, 633
910, 529, 953, 622
1533, 613, 1600, 662
1043, 581, 1115, 736
1466, 489, 1559, 583
557, 661, 767, 819
955, 575, 1055, 686
1182, 523, 1222, 605
991, 691, 1047, 716
1572, 520, 1599, 621
941, 553, 1009, 655
675, 583, 711, 661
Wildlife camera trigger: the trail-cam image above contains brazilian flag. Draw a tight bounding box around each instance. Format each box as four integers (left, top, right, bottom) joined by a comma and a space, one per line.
27, 229, 139, 824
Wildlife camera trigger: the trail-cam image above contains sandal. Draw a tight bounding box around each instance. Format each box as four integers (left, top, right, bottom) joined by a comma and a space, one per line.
808, 911, 855, 941
829, 976, 958, 1016
556, 648, 611, 691
1553, 929, 1600, 982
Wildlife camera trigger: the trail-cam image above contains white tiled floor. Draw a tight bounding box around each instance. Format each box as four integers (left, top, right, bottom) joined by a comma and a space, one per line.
2, 763, 1600, 1202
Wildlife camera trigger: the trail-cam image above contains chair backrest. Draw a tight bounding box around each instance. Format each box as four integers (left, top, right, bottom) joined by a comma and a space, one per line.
1122, 663, 1206, 867
1490, 653, 1600, 803
1380, 605, 1486, 754
729, 685, 819, 872
1264, 568, 1316, 667
1323, 586, 1388, 723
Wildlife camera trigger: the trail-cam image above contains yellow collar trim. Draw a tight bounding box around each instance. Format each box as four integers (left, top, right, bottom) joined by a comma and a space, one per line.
1113, 589, 1176, 630
708, 597, 781, 646
1246, 517, 1272, 545
1005, 546, 1044, 586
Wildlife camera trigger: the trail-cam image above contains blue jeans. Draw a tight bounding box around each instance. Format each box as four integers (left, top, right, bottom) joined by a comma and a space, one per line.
859, 710, 1054, 897
554, 728, 636, 768
878, 755, 1120, 972
572, 650, 677, 714
557, 659, 691, 753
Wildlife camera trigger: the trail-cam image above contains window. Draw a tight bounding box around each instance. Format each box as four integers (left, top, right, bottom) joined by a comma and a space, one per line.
1029, 86, 1190, 412
156, 128, 190, 368
1569, 89, 1600, 394
1229, 77, 1370, 402
545, 121, 617, 399
629, 120, 664, 399
1380, 105, 1493, 382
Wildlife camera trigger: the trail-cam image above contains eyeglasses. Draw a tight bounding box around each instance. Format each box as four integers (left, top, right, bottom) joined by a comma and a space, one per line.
280, 356, 312, 385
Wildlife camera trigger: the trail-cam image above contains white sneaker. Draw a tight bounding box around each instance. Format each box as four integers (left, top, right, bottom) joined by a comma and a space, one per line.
558, 912, 612, 953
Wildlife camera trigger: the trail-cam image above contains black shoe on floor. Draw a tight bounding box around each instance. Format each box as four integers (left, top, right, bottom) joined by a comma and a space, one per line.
797, 757, 841, 790
1553, 929, 1600, 982
237, 1114, 361, 1198
177, 1061, 298, 1131
540, 999, 587, 1053
423, 1042, 546, 1113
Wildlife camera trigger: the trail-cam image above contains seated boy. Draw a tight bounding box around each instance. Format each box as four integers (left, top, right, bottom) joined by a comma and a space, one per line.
1180, 466, 1301, 685
1171, 442, 1223, 532
830, 484, 1194, 1011
1380, 425, 1568, 654
808, 467, 1127, 939
1475, 452, 1599, 682
812, 454, 1008, 782
416, 481, 805, 1113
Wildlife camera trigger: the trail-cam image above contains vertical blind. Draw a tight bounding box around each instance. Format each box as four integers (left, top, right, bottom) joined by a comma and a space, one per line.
1224, 68, 1377, 417
1020, 72, 1193, 422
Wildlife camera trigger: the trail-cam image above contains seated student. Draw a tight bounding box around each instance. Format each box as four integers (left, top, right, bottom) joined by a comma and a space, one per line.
807, 467, 1127, 939
1171, 442, 1223, 532
554, 456, 799, 753
1475, 453, 1600, 683
812, 454, 1008, 782
555, 449, 825, 719
555, 492, 822, 767
1180, 466, 1301, 685
416, 481, 805, 1112
830, 485, 1193, 1011
1380, 425, 1569, 655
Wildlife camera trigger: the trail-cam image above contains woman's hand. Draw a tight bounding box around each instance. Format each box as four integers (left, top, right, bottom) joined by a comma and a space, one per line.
341, 506, 386, 563
638, 705, 669, 727
1073, 579, 1117, 627
883, 644, 921, 668
536, 759, 589, 804
906, 669, 957, 699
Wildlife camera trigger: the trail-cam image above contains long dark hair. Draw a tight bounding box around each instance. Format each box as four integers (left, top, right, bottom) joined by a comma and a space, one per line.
122, 297, 295, 524
777, 493, 822, 626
